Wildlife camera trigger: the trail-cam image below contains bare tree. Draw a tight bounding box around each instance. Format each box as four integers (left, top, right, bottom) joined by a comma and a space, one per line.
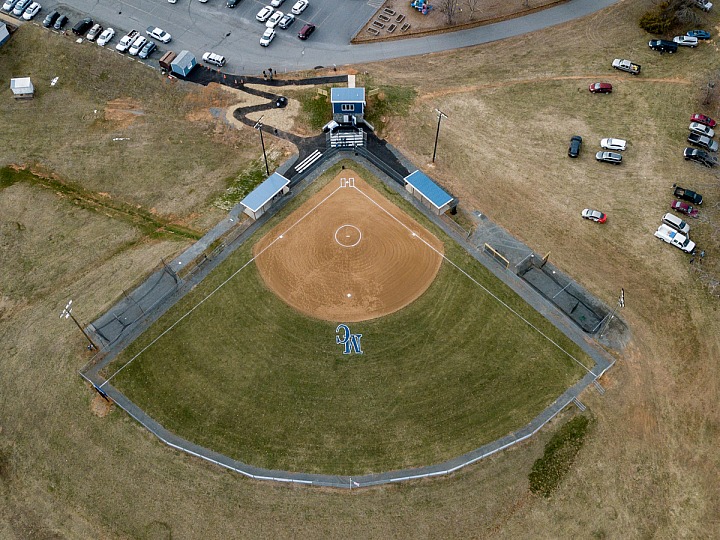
466, 0, 481, 19
436, 0, 460, 25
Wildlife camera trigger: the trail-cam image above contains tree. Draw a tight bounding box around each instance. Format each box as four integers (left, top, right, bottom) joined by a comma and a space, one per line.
466, 0, 481, 19
436, 0, 461, 25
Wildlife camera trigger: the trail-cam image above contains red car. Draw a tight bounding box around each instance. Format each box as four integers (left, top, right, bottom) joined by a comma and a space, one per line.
670, 200, 699, 218
589, 82, 613, 94
691, 113, 716, 128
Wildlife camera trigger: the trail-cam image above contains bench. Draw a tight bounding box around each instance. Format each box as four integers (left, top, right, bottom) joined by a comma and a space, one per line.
294, 149, 323, 173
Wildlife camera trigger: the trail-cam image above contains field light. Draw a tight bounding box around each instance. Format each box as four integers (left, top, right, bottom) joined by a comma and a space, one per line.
254, 116, 270, 175
432, 108, 448, 163
60, 299, 99, 351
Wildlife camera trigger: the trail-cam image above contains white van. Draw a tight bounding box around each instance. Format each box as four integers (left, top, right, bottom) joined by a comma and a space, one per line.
662, 212, 690, 235
202, 52, 225, 67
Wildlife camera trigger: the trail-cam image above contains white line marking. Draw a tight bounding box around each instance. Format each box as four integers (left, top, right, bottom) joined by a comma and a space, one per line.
334, 224, 362, 247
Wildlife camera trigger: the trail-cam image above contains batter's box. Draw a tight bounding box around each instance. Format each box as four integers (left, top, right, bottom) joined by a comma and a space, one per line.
340, 177, 355, 188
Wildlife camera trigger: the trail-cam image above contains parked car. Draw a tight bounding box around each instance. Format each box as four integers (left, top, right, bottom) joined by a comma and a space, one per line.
687, 132, 718, 152
270, 0, 284, 6
673, 35, 698, 47
689, 122, 715, 138
146, 26, 171, 43
648, 39, 677, 53
687, 29, 711, 39
297, 23, 315, 39
278, 12, 295, 28
291, 0, 308, 14
568, 135, 582, 158
128, 35, 147, 56
11, 0, 31, 16
654, 225, 695, 253
266, 10, 283, 28
96, 27, 115, 46
581, 209, 607, 223
53, 14, 68, 30
115, 30, 139, 52
202, 52, 226, 67
226, 0, 240, 6
670, 200, 699, 218
21, 1, 40, 19
673, 184, 703, 205
601, 138, 627, 151
256, 5, 273, 21
691, 113, 716, 128
72, 18, 93, 35
2, 0, 20, 13
588, 82, 612, 94
86, 23, 103, 41
661, 212, 690, 235
138, 40, 156, 59
596, 151, 622, 164
260, 27, 275, 46
683, 147, 717, 167
41, 10, 58, 26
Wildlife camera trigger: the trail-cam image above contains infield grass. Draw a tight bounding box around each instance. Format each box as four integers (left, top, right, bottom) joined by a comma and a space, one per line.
107, 162, 589, 475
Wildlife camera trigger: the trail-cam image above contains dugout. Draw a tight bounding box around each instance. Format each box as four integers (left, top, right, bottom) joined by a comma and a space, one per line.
240, 172, 290, 220
403, 170, 456, 215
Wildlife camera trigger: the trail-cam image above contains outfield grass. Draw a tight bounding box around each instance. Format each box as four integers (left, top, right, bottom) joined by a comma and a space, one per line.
108, 162, 589, 475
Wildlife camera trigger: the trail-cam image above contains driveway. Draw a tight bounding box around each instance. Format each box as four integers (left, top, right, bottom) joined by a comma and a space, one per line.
42, 0, 618, 74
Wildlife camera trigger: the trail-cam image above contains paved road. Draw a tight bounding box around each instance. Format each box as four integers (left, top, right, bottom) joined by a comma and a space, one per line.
42, 0, 618, 75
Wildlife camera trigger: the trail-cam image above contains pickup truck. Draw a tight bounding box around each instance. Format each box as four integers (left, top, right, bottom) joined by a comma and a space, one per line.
612, 59, 641, 75
673, 184, 703, 205
654, 225, 696, 253
687, 132, 718, 152
115, 29, 138, 53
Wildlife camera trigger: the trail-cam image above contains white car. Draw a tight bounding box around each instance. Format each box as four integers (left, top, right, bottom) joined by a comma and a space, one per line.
291, 0, 307, 14
146, 26, 171, 43
654, 224, 695, 253
168, 0, 177, 3
600, 138, 627, 151
128, 36, 147, 56
270, 0, 284, 6
97, 27, 115, 46
2, 0, 19, 13
689, 122, 715, 138
21, 1, 39, 19
202, 52, 226, 67
278, 12, 295, 28
260, 27, 275, 46
12, 0, 31, 16
673, 35, 698, 47
266, 10, 283, 28
256, 5, 273, 21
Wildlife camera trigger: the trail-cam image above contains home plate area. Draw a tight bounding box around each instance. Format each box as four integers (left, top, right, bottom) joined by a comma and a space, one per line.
253, 170, 445, 322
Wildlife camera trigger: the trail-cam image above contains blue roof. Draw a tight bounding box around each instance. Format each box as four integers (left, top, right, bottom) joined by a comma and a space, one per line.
241, 172, 289, 212
331, 87, 365, 103
404, 170, 454, 209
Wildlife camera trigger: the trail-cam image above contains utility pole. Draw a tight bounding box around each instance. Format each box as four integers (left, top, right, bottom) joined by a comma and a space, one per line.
254, 115, 269, 175
432, 108, 448, 163
60, 300, 99, 351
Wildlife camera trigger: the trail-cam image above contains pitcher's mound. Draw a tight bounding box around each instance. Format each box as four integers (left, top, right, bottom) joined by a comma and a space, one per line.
253, 170, 444, 322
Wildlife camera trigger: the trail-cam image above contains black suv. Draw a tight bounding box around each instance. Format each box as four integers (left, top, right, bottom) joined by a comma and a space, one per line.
226, 0, 240, 7
684, 147, 717, 167
72, 17, 93, 35
42, 10, 59, 27
648, 39, 678, 53
568, 135, 582, 158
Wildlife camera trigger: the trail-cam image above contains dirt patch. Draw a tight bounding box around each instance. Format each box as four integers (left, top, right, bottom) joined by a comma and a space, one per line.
90, 394, 113, 418
253, 170, 444, 322
354, 0, 567, 43
104, 98, 145, 129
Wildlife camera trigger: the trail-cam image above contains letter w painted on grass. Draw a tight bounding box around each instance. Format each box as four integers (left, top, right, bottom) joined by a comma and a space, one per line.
336, 324, 363, 355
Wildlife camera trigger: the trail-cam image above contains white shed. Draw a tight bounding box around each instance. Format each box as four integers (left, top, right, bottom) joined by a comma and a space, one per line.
10, 77, 34, 99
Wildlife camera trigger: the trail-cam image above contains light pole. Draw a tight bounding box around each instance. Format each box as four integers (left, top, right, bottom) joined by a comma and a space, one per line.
254, 115, 269, 175
60, 300, 98, 350
432, 108, 448, 163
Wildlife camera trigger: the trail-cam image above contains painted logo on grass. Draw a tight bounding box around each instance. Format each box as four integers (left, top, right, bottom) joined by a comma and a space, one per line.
336, 324, 363, 355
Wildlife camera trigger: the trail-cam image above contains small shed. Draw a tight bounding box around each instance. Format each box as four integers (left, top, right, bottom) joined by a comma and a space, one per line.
240, 172, 290, 220
10, 77, 34, 99
0, 23, 10, 48
404, 170, 455, 215
170, 50, 197, 77
331, 87, 365, 125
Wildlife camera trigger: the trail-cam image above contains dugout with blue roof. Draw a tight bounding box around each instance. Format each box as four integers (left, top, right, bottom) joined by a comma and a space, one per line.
240, 172, 290, 220
403, 170, 455, 215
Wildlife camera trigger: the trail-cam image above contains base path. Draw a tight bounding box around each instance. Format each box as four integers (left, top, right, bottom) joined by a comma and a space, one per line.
254, 171, 443, 322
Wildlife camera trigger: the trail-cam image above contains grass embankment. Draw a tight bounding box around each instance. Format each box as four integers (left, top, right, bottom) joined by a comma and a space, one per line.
109, 162, 589, 475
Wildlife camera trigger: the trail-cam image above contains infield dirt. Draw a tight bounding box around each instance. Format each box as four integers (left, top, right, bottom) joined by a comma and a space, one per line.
254, 170, 444, 322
